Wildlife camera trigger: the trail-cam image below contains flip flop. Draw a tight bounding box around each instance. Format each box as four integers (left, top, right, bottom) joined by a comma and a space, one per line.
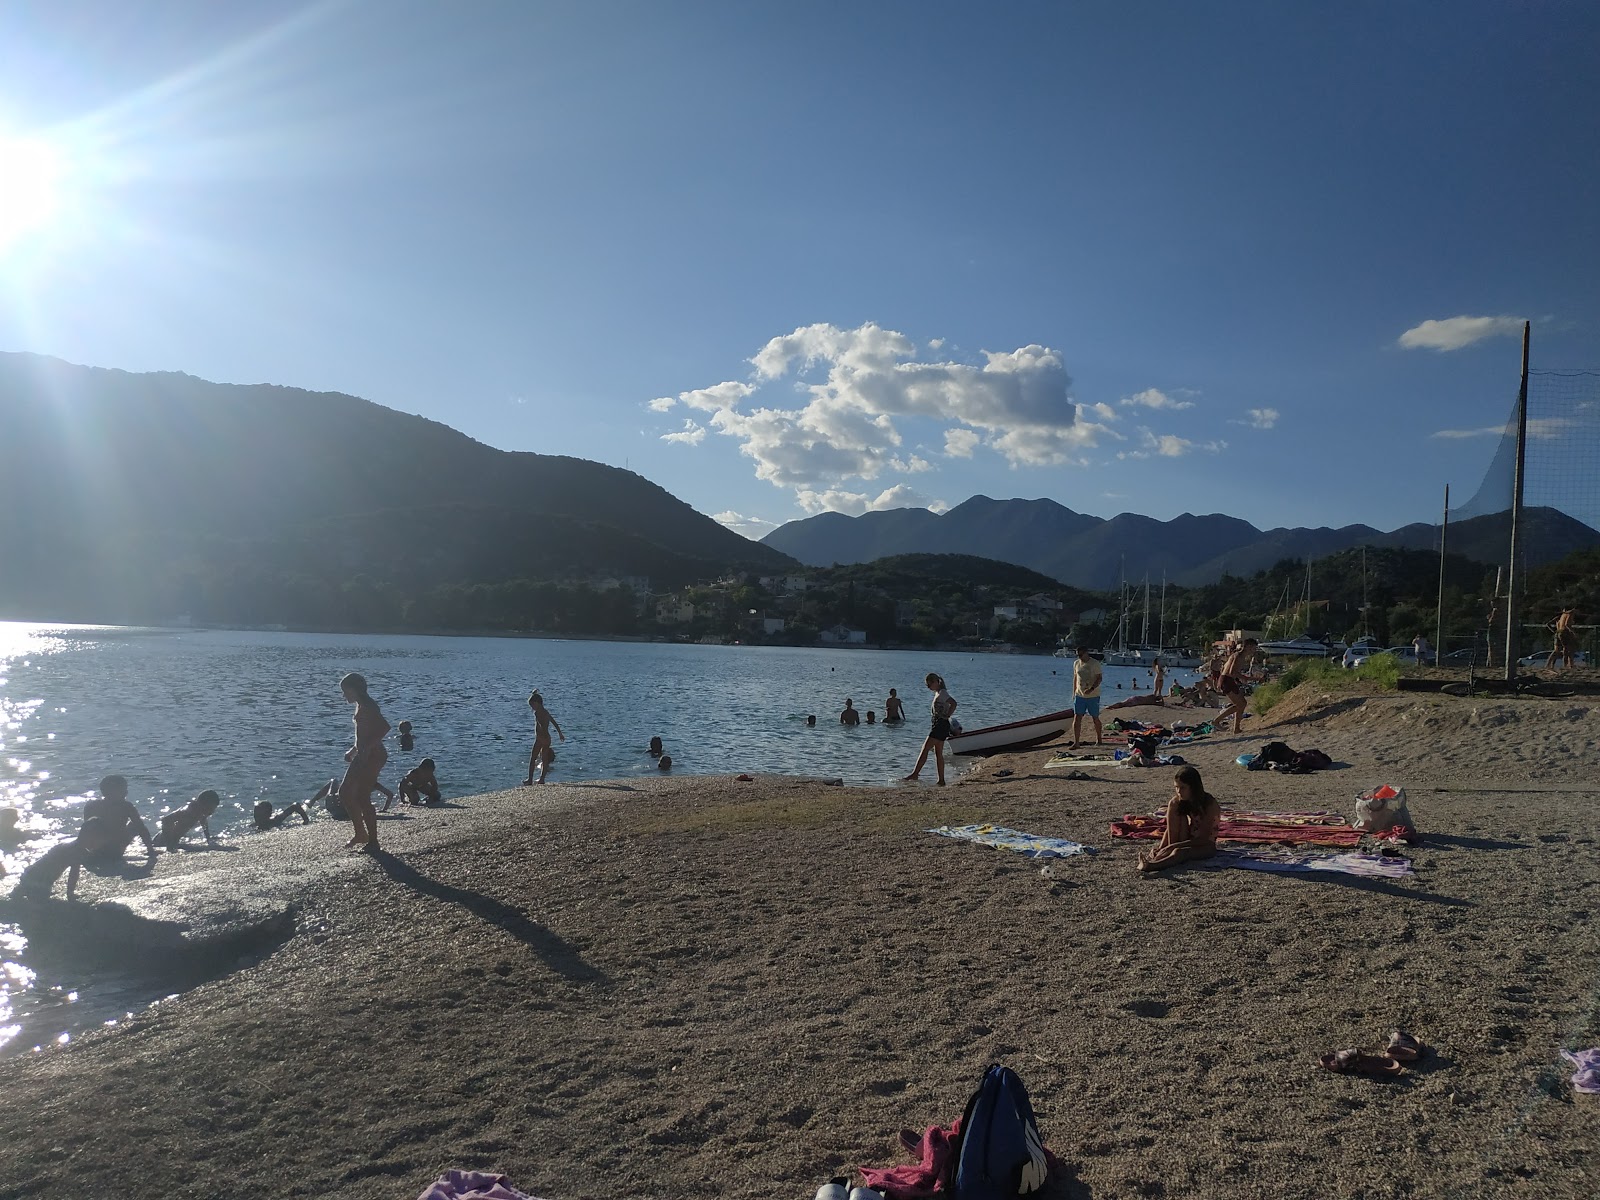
1319, 1049, 1403, 1078
1386, 1031, 1427, 1062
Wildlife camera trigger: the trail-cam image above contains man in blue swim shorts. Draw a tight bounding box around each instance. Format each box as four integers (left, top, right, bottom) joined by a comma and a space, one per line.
1070, 644, 1104, 748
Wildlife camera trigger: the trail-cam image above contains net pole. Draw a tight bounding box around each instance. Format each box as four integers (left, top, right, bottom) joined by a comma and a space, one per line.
1436, 484, 1448, 669
1503, 320, 1531, 680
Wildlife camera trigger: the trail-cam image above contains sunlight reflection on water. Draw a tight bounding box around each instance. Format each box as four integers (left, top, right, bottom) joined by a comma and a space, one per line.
0, 621, 1196, 1052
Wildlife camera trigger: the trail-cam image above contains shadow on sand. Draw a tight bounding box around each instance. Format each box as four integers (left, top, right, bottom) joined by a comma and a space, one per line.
369, 850, 609, 986
1422, 833, 1530, 852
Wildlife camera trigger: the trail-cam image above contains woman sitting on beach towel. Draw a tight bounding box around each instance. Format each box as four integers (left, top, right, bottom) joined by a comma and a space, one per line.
1137, 765, 1220, 873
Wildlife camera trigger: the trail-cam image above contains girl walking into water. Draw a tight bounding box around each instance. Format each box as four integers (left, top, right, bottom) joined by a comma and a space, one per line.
338, 672, 389, 851
524, 690, 566, 785
904, 672, 956, 785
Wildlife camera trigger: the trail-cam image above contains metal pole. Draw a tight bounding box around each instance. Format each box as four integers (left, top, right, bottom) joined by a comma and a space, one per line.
1503, 321, 1531, 681
1436, 484, 1448, 670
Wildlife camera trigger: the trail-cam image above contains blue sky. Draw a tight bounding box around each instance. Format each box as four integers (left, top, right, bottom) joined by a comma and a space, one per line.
1, 0, 1596, 540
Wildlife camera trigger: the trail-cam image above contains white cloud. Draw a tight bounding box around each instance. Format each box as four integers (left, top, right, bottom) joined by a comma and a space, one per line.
660, 419, 706, 446
1117, 428, 1227, 460
1431, 417, 1569, 440
944, 428, 981, 458
1119, 387, 1195, 411
1398, 316, 1524, 352
1087, 402, 1118, 421
647, 396, 676, 412
795, 484, 948, 517
651, 380, 754, 413
712, 510, 779, 538
1239, 407, 1278, 429
890, 455, 933, 473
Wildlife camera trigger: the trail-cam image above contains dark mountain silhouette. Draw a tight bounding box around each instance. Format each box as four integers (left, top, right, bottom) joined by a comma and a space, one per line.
762, 496, 1599, 587
0, 353, 791, 624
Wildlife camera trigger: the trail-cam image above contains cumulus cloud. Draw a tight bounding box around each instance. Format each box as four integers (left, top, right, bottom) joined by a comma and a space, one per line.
795, 484, 948, 516
712, 510, 779, 539
656, 322, 1090, 498
1120, 387, 1195, 411
944, 428, 981, 458
1398, 316, 1525, 352
660, 419, 706, 446
1236, 407, 1279, 429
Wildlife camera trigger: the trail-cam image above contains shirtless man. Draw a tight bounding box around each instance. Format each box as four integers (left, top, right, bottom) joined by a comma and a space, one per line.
840, 699, 861, 726
339, 672, 390, 850
10, 817, 121, 901
1547, 608, 1580, 670
1217, 639, 1256, 734
83, 774, 156, 863
523, 691, 565, 785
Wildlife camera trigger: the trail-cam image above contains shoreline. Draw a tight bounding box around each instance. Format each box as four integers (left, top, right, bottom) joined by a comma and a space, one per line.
2, 690, 1598, 1198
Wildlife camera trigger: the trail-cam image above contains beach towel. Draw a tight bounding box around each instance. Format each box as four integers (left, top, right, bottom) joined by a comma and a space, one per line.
417, 1171, 545, 1200
859, 1117, 962, 1200
1198, 847, 1414, 879
929, 824, 1094, 858
1559, 1048, 1600, 1095
1111, 809, 1364, 847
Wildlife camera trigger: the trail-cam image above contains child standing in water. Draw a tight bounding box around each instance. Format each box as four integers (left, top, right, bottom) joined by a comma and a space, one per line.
1137, 766, 1222, 872
523, 691, 565, 785
339, 672, 390, 851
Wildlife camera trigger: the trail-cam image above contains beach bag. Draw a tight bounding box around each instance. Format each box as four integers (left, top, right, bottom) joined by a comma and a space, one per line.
1354, 785, 1412, 833
949, 1064, 1049, 1200
1254, 741, 1296, 766
1288, 748, 1334, 774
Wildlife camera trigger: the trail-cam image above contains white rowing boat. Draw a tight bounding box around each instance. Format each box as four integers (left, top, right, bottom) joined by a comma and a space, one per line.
948, 709, 1074, 756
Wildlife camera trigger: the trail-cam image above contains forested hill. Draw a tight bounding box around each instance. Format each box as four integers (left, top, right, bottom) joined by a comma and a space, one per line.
0, 353, 791, 625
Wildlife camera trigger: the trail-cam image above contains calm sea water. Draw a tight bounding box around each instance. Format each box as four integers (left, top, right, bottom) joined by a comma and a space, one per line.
0, 621, 1191, 1052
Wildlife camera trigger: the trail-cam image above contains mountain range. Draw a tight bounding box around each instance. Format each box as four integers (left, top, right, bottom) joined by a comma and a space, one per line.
0, 353, 792, 623
761, 495, 1600, 588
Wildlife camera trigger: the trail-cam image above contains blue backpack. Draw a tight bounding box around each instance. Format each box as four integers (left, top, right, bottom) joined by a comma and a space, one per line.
949, 1064, 1049, 1200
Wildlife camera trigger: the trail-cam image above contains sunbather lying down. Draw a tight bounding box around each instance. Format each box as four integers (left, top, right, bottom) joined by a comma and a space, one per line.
1138, 766, 1220, 872
1105, 691, 1164, 711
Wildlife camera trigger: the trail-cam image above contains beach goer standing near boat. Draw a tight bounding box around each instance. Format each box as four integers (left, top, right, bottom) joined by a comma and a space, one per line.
1069, 645, 1103, 749
884, 689, 905, 723
904, 673, 956, 785
1137, 765, 1221, 872
523, 691, 565, 785
338, 672, 389, 851
1216, 638, 1255, 734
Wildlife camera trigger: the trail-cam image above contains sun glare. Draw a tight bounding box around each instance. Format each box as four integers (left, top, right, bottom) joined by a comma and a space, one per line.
0, 133, 65, 250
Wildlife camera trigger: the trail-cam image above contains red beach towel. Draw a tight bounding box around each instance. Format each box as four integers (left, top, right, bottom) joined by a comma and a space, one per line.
1111, 809, 1364, 847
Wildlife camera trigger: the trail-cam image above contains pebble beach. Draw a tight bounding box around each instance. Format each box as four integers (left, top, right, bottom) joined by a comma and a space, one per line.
1, 681, 1598, 1199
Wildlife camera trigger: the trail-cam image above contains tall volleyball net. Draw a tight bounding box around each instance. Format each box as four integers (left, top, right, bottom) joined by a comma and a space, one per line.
1452, 327, 1600, 671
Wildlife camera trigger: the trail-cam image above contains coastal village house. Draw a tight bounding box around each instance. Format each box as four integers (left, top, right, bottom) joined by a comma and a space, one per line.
655, 598, 696, 624
820, 624, 868, 645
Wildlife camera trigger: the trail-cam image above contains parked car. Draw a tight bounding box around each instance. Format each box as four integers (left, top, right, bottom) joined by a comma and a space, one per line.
1518, 650, 1590, 667
1342, 641, 1388, 669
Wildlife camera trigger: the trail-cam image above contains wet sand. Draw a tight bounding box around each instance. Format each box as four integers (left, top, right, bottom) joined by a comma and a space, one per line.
1, 686, 1599, 1199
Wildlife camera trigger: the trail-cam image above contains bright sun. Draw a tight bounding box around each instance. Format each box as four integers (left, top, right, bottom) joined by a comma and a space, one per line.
0, 133, 65, 250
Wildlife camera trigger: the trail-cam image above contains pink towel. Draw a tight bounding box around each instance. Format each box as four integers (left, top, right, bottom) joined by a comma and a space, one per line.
857, 1118, 962, 1199
417, 1170, 546, 1200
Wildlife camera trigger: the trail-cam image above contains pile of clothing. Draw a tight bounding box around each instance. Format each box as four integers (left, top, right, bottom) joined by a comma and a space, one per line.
1238, 740, 1334, 773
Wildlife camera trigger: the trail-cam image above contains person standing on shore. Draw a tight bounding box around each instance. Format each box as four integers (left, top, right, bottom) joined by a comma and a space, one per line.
1217, 639, 1255, 733
1547, 608, 1579, 670
523, 691, 565, 785
339, 673, 389, 851
1069, 645, 1103, 749
903, 673, 955, 785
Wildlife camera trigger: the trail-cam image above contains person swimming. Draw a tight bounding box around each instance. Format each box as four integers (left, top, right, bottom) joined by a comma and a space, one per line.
648, 736, 664, 758
0, 807, 31, 851
884, 689, 905, 723
866, 710, 876, 724
397, 720, 415, 753
840, 699, 861, 726
253, 800, 310, 830
658, 754, 673, 771
156, 790, 222, 850
805, 715, 817, 727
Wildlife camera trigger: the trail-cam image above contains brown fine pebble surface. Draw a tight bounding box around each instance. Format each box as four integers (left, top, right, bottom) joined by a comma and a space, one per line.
1, 686, 1599, 1199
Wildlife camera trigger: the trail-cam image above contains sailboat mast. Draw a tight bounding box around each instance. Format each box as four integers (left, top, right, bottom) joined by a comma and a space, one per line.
1141, 577, 1150, 646
1159, 575, 1167, 651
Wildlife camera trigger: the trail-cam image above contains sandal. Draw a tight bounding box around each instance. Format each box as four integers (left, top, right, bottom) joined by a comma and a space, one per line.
1386, 1031, 1427, 1062
1319, 1049, 1403, 1078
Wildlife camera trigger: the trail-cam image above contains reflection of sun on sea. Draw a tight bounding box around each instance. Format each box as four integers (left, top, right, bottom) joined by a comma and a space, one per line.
0, 130, 65, 251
